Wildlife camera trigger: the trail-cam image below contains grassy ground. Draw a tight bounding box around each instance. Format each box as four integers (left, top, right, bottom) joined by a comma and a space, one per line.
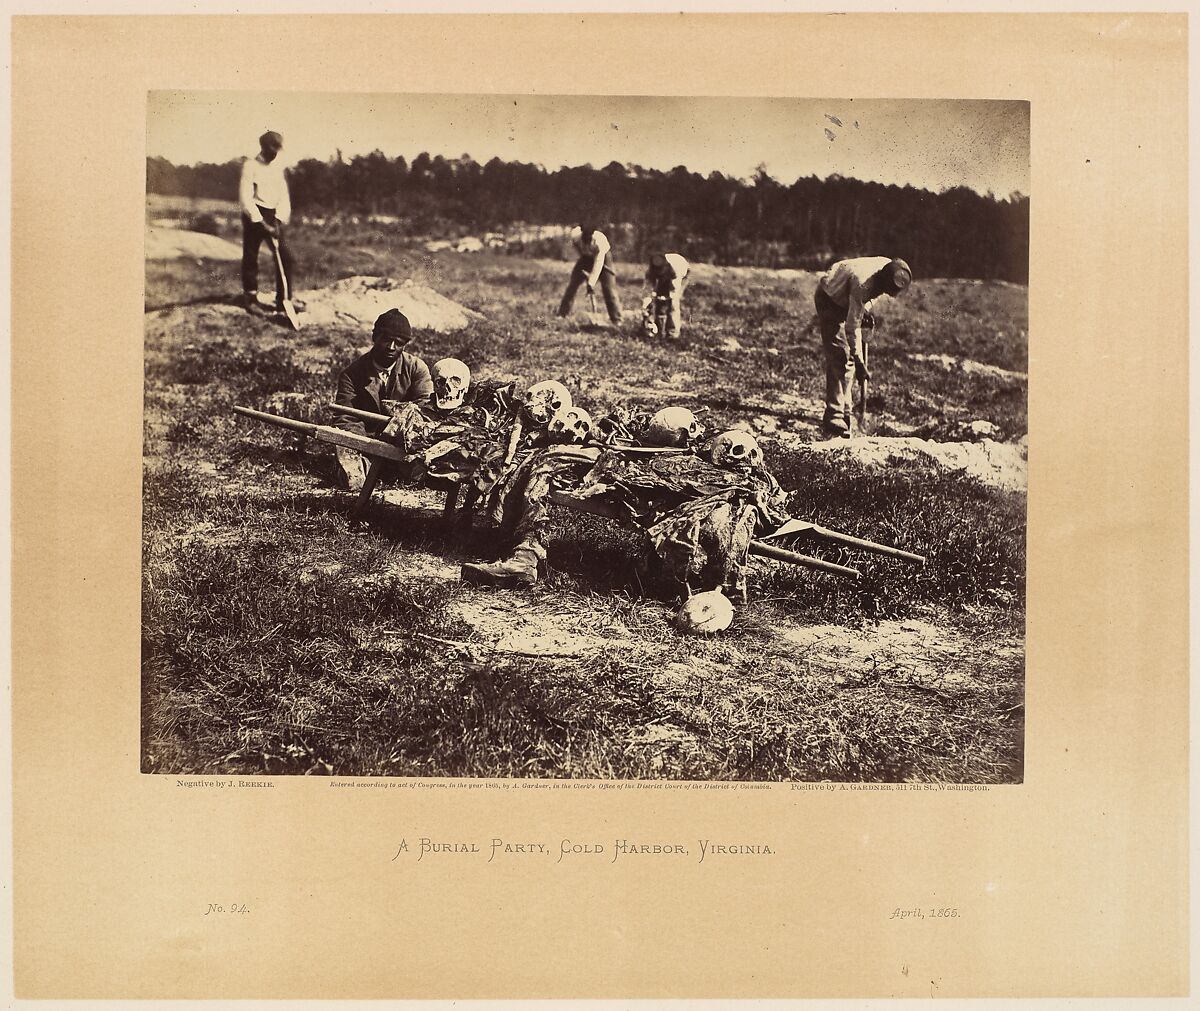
143, 223, 1027, 782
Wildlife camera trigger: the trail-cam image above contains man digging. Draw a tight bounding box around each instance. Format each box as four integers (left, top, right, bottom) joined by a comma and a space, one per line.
643, 251, 690, 339
239, 130, 303, 318
813, 256, 911, 438
557, 224, 624, 327
332, 308, 434, 490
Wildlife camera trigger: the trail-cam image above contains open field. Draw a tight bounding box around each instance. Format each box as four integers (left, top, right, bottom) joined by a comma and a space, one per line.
143, 222, 1027, 781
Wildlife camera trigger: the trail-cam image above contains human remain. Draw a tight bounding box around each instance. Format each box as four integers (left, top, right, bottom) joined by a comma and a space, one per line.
332, 309, 434, 490
557, 225, 624, 326
239, 130, 302, 317
644, 251, 690, 338
813, 256, 912, 437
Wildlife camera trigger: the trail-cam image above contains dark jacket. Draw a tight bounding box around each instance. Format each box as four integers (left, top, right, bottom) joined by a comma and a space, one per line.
334, 350, 434, 435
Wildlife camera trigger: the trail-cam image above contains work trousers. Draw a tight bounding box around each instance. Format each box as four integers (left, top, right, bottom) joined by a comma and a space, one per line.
241, 206, 297, 304
814, 287, 873, 424
651, 277, 687, 338
558, 254, 623, 324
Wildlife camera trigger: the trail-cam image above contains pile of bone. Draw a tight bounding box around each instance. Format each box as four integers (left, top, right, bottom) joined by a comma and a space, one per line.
514, 380, 762, 469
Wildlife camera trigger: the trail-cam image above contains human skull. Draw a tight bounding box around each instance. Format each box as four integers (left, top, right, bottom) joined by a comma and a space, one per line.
547, 406, 593, 444
644, 406, 703, 448
711, 430, 763, 470
430, 358, 471, 411
675, 588, 735, 634
523, 380, 572, 425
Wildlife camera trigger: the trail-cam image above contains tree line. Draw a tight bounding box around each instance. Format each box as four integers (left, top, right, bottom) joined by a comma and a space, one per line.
147, 151, 1029, 281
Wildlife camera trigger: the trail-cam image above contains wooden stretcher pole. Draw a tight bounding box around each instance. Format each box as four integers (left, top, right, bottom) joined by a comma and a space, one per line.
328, 403, 393, 426
806, 525, 926, 564
232, 406, 407, 462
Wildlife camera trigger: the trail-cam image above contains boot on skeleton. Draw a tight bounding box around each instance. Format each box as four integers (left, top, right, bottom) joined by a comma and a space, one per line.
460, 541, 544, 588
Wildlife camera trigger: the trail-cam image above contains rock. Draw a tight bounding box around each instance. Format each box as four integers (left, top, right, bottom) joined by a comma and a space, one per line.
965, 420, 1000, 440
751, 415, 780, 435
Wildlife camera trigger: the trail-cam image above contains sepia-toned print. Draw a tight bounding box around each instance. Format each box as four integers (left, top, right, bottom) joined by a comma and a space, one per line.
143, 92, 1028, 782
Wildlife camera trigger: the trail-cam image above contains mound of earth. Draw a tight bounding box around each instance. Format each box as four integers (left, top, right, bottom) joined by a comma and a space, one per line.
145, 225, 241, 261
805, 435, 1027, 492
294, 275, 484, 333
908, 352, 1027, 383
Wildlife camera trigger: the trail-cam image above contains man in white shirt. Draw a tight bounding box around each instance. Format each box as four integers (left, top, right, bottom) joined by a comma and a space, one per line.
644, 252, 690, 338
814, 256, 912, 437
239, 131, 301, 317
557, 225, 623, 326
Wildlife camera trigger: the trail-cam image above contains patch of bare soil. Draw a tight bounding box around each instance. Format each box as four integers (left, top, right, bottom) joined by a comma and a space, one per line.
685, 263, 820, 284
797, 435, 1027, 492
145, 225, 242, 261
776, 617, 1016, 691
447, 593, 639, 658
294, 275, 484, 332
908, 352, 1027, 383
586, 372, 703, 405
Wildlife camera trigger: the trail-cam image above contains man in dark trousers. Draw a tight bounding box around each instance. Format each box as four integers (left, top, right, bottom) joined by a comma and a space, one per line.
239, 130, 302, 317
332, 309, 434, 490
813, 256, 912, 437
557, 225, 623, 326
644, 251, 690, 338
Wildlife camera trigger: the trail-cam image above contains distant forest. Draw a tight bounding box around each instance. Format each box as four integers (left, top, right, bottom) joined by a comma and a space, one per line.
147, 152, 1029, 282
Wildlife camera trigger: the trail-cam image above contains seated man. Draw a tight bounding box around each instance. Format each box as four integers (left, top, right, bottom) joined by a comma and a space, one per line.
332, 308, 433, 490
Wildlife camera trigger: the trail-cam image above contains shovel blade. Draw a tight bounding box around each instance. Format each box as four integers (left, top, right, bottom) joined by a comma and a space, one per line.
281, 299, 301, 331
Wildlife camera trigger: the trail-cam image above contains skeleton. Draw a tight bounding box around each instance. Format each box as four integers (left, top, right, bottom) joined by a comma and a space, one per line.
522, 380, 572, 425
710, 430, 764, 470
547, 405, 593, 445
644, 406, 703, 448
430, 358, 471, 411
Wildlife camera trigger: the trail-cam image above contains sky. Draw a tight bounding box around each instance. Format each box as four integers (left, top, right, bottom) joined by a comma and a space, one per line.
147, 91, 1029, 197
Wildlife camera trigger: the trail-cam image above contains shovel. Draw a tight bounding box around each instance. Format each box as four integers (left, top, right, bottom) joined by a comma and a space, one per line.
855, 336, 870, 434
266, 233, 300, 331
587, 286, 604, 327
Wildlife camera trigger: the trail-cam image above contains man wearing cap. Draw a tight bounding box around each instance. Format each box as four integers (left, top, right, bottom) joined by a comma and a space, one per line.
814, 256, 912, 437
557, 225, 624, 326
644, 251, 690, 339
332, 309, 434, 490
239, 130, 302, 317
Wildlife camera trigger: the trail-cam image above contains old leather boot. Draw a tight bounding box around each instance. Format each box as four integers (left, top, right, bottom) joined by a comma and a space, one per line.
460, 547, 541, 588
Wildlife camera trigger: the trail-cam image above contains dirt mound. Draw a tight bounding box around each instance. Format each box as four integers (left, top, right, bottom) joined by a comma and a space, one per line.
805, 435, 1027, 492
909, 352, 1027, 383
295, 275, 484, 332
145, 225, 241, 261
